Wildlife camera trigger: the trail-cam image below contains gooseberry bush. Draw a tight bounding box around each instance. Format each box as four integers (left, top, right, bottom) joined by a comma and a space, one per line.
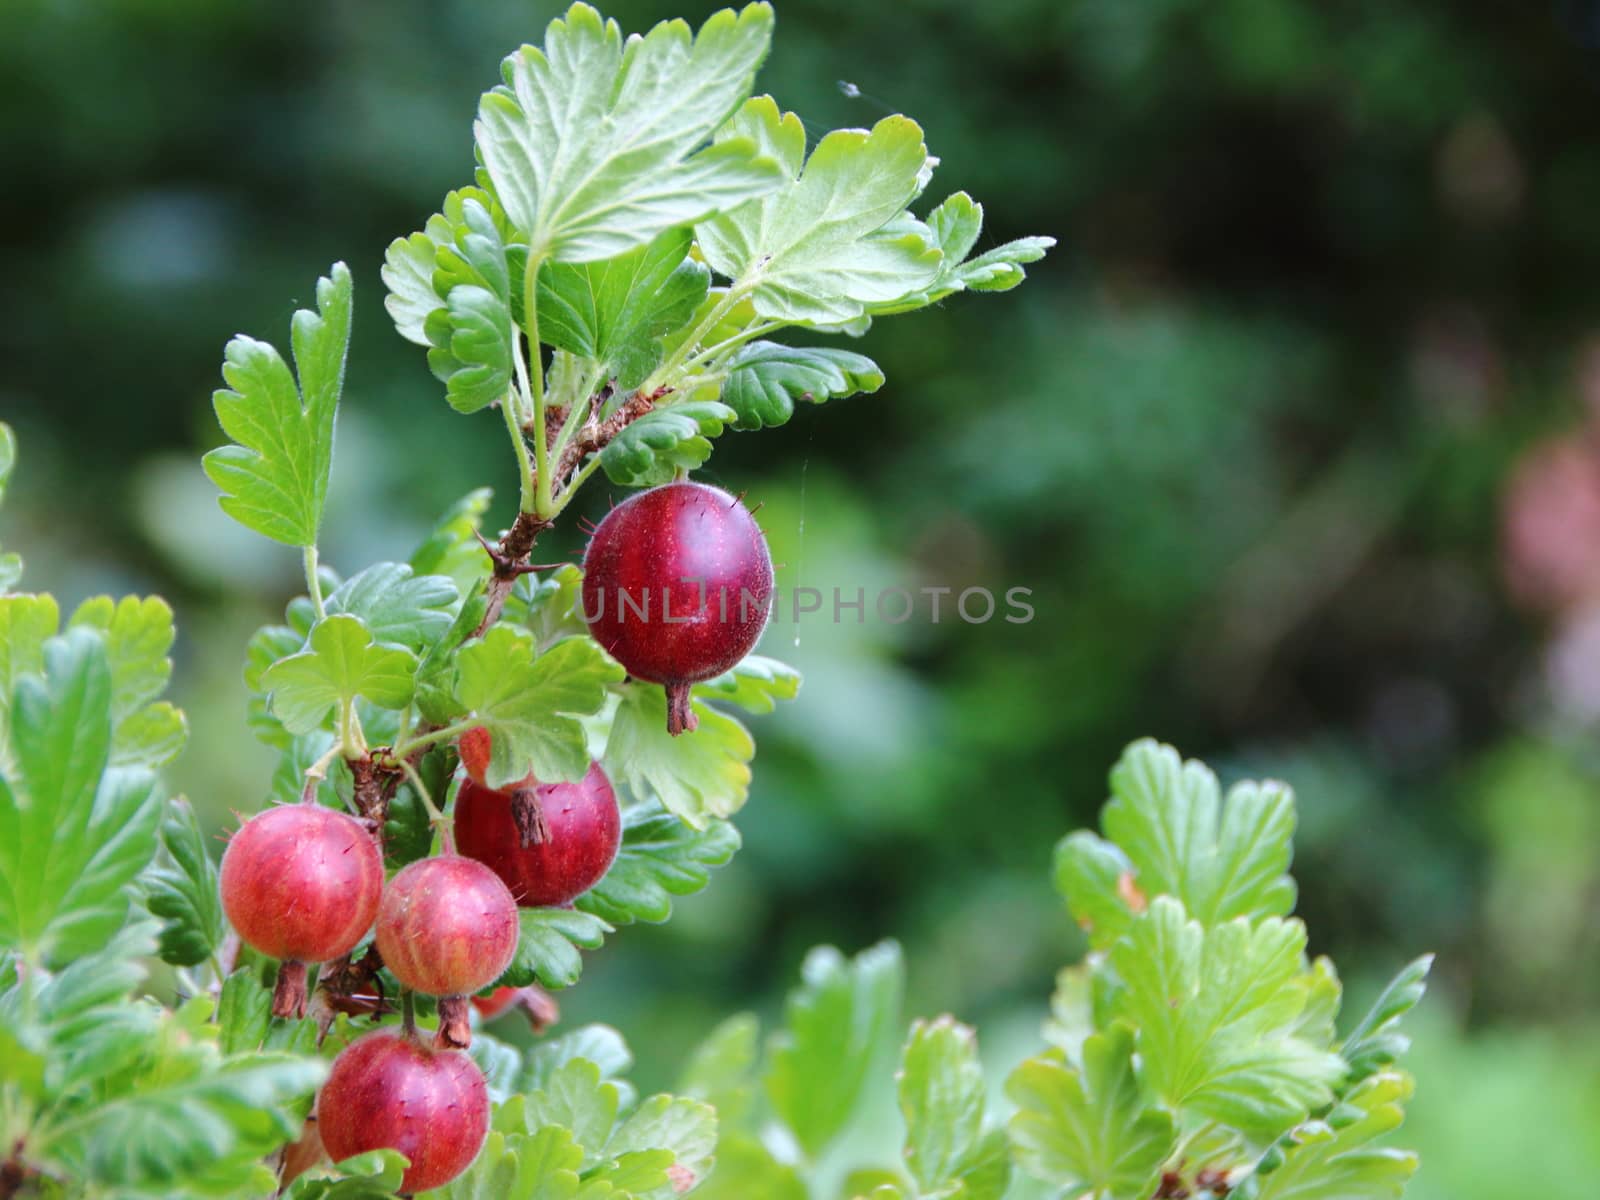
0, 5, 1430, 1198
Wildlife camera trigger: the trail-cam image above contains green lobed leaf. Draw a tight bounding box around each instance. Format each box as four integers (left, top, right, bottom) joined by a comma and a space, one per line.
1056, 738, 1298, 949
1253, 1072, 1419, 1200
607, 1093, 718, 1197
698, 98, 942, 324
765, 940, 905, 1159
523, 1024, 635, 1103
67, 595, 187, 768
1339, 956, 1433, 1086
383, 187, 511, 347
693, 1134, 805, 1200
202, 262, 351, 547
143, 798, 224, 968
598, 399, 737, 487
0, 627, 164, 966
576, 802, 740, 926
283, 1149, 410, 1199
1006, 1024, 1175, 1200
455, 626, 623, 785
718, 341, 884, 431
422, 195, 518, 414
410, 487, 495, 593
0, 422, 22, 590
475, 3, 783, 263
261, 614, 418, 735
867, 192, 1054, 314
0, 593, 60, 770
323, 561, 461, 654
898, 1016, 1010, 1199
539, 225, 712, 390
428, 1127, 580, 1200
499, 907, 613, 991
602, 680, 754, 828
677, 1013, 758, 1128
1111, 897, 1347, 1141
37, 1044, 327, 1192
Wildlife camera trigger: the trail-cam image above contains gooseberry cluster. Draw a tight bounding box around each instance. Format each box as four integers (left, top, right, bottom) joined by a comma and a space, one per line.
216, 481, 773, 1192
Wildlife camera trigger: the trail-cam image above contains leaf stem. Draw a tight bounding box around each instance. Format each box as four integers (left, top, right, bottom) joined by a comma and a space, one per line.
303, 545, 327, 622
500, 386, 537, 515
647, 284, 750, 390
390, 719, 478, 761
550, 455, 604, 518
520, 251, 555, 518
690, 319, 784, 371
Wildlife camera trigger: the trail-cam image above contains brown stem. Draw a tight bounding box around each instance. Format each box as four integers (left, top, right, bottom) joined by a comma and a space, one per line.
475, 510, 553, 636
272, 960, 310, 1019
510, 784, 551, 847
553, 386, 667, 486
435, 996, 472, 1050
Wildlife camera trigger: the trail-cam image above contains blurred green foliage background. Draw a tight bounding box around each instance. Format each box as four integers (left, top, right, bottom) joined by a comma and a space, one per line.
5, 0, 1600, 1188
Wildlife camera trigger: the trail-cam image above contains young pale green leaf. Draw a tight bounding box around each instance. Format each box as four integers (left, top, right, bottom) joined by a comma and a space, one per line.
603, 681, 754, 828
261, 614, 418, 735
765, 940, 905, 1159
599, 399, 737, 487
0, 423, 21, 590
414, 578, 490, 728
898, 1017, 1009, 1199
68, 595, 186, 768
0, 593, 60, 768
504, 1057, 714, 1192
512, 1058, 621, 1169
1254, 1073, 1419, 1200
539, 226, 711, 390
500, 906, 613, 991
718, 341, 884, 430
1057, 739, 1297, 948
455, 627, 623, 785
1339, 956, 1433, 1085
143, 798, 224, 968
428, 1127, 581, 1200
475, 3, 782, 263
576, 802, 740, 925
202, 263, 351, 547
522, 564, 589, 647
470, 1028, 526, 1104
867, 192, 1054, 315
1006, 1025, 1175, 1200
523, 1024, 634, 1098
283, 1148, 410, 1199
693, 1134, 805, 1200
411, 487, 495, 592
692, 655, 800, 716
0, 627, 164, 966
1111, 897, 1346, 1140
678, 1013, 758, 1127
323, 562, 461, 654
698, 99, 942, 324
422, 196, 517, 414
607, 1094, 718, 1198
1053, 830, 1138, 949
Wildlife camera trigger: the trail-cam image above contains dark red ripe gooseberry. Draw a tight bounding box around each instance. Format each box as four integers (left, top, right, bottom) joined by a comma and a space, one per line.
219, 803, 383, 1018
453, 765, 621, 907
582, 480, 773, 735
318, 1029, 488, 1194
375, 855, 518, 1046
